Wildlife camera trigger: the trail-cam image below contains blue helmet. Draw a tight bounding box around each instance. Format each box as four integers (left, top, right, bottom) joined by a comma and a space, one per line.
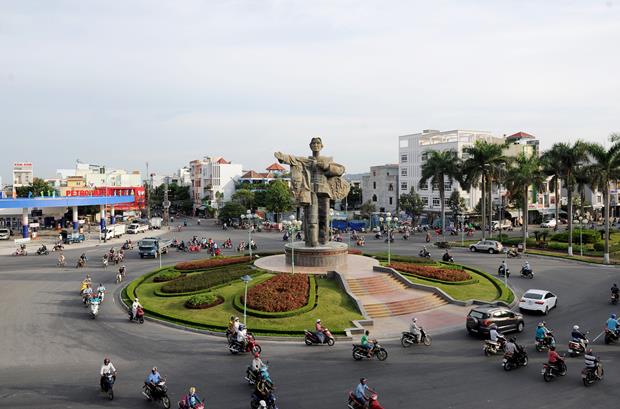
612, 314, 617, 319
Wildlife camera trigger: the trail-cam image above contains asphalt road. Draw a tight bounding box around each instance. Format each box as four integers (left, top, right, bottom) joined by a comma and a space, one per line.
1, 219, 619, 409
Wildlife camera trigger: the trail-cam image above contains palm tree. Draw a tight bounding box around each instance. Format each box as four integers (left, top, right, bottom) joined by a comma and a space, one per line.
558, 141, 588, 256
583, 141, 620, 264
462, 141, 506, 239
540, 146, 563, 231
504, 153, 545, 252
419, 150, 461, 242
574, 167, 590, 220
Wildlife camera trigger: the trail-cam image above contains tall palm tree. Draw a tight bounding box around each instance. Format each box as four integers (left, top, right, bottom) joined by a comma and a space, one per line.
462, 141, 506, 239
574, 166, 590, 220
504, 153, 545, 252
419, 150, 461, 242
583, 141, 620, 264
540, 146, 563, 231
558, 141, 588, 256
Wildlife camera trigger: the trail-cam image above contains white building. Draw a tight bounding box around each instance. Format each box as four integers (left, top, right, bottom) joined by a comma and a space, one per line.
13, 162, 33, 187
73, 162, 141, 187
398, 129, 504, 213
190, 157, 242, 212
362, 165, 399, 213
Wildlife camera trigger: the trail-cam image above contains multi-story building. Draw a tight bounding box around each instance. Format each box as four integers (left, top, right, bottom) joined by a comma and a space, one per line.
362, 164, 399, 213
13, 162, 33, 187
190, 157, 242, 212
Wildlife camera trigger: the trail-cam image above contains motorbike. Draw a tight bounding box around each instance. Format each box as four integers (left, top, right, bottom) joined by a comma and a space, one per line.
52, 243, 64, 252
352, 341, 388, 361
36, 246, 49, 255
13, 246, 27, 256
604, 328, 619, 344
507, 249, 519, 258
122, 241, 133, 250
520, 266, 534, 279
384, 237, 394, 243
90, 298, 101, 319
374, 233, 382, 240
246, 365, 274, 395
611, 292, 619, 305
400, 328, 432, 347
76, 258, 86, 268
347, 392, 381, 409
542, 360, 567, 382
143, 380, 171, 408
403, 234, 410, 240
304, 328, 335, 346
568, 336, 589, 357
178, 399, 204, 409
498, 265, 510, 278
582, 363, 604, 387
228, 333, 261, 354
101, 373, 115, 400
419, 250, 431, 259
483, 337, 506, 356
535, 332, 556, 352
102, 257, 109, 268
57, 258, 66, 267
441, 254, 454, 263
502, 349, 528, 371
356, 239, 365, 247
129, 306, 145, 324
250, 391, 278, 409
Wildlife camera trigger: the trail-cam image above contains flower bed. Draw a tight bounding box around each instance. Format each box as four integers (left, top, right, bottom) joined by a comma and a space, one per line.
175, 256, 251, 271
153, 270, 181, 282
389, 262, 471, 282
348, 249, 363, 255
185, 293, 224, 309
160, 265, 255, 294
243, 274, 310, 312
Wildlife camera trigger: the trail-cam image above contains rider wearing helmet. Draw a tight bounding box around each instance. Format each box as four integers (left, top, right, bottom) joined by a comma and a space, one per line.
571, 325, 588, 350
100, 358, 116, 391
489, 324, 502, 343
535, 321, 552, 346
180, 386, 202, 409
145, 366, 162, 397
251, 352, 265, 376
547, 345, 563, 371
258, 400, 267, 409
315, 319, 326, 343
409, 317, 421, 343
504, 336, 517, 357
611, 283, 619, 297
584, 348, 602, 379
606, 313, 620, 332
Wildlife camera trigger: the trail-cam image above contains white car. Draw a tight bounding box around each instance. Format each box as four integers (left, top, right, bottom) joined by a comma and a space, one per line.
518, 289, 558, 315
540, 219, 557, 228
469, 240, 503, 254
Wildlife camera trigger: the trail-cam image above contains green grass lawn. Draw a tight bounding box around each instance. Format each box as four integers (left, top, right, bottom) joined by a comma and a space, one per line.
133, 272, 363, 335
401, 273, 499, 302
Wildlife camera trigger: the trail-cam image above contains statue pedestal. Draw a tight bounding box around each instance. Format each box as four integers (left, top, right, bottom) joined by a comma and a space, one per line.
284, 242, 348, 268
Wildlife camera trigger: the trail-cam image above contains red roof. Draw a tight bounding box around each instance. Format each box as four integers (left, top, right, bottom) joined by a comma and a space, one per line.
216, 157, 230, 164
241, 170, 275, 179
506, 131, 535, 140
266, 162, 286, 171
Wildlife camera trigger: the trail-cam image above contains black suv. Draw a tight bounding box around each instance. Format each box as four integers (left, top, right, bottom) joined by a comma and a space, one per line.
466, 305, 524, 336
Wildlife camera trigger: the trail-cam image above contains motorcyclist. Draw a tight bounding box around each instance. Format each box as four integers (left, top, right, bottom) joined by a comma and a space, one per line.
584, 348, 602, 379
119, 265, 127, 278
547, 346, 563, 372
420, 246, 430, 257
535, 322, 553, 346
100, 358, 116, 391
145, 366, 162, 397
58, 253, 66, 266
442, 249, 452, 262
504, 337, 517, 358
571, 325, 588, 350
489, 324, 505, 347
237, 324, 248, 348
409, 317, 421, 343
250, 352, 266, 380
38, 244, 47, 253
132, 298, 143, 320
96, 283, 106, 301
499, 260, 508, 275
361, 330, 373, 357
606, 313, 619, 333
315, 319, 326, 343
354, 378, 376, 408
612, 284, 619, 300
82, 284, 93, 303
179, 386, 202, 409
522, 260, 531, 274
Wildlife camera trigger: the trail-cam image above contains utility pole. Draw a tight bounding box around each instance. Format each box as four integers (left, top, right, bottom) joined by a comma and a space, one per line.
163, 177, 170, 226
146, 162, 151, 220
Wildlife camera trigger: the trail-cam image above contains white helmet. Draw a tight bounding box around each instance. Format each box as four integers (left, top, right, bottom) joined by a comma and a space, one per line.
316, 319, 321, 323
573, 325, 579, 331
259, 400, 267, 408
411, 317, 417, 323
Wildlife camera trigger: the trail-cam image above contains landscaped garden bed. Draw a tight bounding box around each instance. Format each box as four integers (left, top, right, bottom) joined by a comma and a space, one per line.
388, 262, 471, 282
185, 293, 224, 309
175, 256, 251, 271
160, 264, 255, 294
153, 270, 181, 282
243, 274, 310, 312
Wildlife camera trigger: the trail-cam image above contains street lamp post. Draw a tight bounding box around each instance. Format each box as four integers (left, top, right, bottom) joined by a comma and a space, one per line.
579, 216, 584, 257
283, 215, 302, 274
379, 212, 398, 264
458, 215, 465, 247
241, 210, 257, 259
241, 274, 253, 326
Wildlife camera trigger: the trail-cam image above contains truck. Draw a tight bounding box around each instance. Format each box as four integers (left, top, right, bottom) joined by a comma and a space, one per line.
138, 237, 173, 258
100, 224, 127, 241
149, 217, 163, 230
127, 223, 149, 234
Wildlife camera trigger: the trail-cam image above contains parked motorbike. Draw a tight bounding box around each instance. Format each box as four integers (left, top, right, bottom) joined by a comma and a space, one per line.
483, 337, 506, 356
419, 250, 431, 259
143, 380, 171, 408
101, 373, 115, 400
129, 306, 145, 324
36, 246, 49, 255
582, 363, 604, 387
502, 348, 528, 371
228, 333, 261, 354
568, 336, 589, 357
304, 328, 335, 346
604, 328, 619, 344
541, 360, 567, 382
352, 341, 388, 361
520, 267, 534, 279
400, 328, 432, 347
535, 332, 556, 352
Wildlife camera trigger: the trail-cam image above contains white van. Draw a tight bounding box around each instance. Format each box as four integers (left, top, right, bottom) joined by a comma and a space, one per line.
127, 223, 149, 234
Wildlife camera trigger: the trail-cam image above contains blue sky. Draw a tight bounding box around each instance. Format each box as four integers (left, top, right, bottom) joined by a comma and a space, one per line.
1, 0, 619, 183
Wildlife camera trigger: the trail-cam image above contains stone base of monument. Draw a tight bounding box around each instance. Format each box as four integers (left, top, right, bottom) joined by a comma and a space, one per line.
284, 241, 348, 268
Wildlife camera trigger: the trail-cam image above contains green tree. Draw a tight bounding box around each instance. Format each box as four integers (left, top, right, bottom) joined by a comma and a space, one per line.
346, 185, 362, 210
360, 200, 376, 218
231, 189, 256, 210
447, 190, 466, 226
399, 187, 424, 225
264, 180, 293, 222
15, 178, 53, 197
541, 145, 564, 231
418, 150, 461, 241
504, 153, 545, 252
218, 201, 247, 224
583, 139, 620, 264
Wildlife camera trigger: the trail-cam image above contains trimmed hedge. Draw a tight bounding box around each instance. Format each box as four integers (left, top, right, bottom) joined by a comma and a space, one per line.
389, 262, 472, 282
153, 270, 181, 282
185, 293, 223, 309
160, 264, 256, 294
233, 275, 318, 318
551, 230, 599, 244
371, 253, 436, 265
593, 242, 620, 252
501, 237, 536, 246
175, 256, 251, 271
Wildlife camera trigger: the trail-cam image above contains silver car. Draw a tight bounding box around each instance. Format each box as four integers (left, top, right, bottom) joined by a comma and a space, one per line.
469, 240, 503, 254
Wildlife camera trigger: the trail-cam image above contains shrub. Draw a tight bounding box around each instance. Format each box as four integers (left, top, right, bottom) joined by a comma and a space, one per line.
389, 262, 471, 282
175, 256, 251, 271
185, 293, 223, 309
373, 254, 435, 264
161, 265, 255, 293
244, 274, 309, 312
546, 242, 569, 251
153, 270, 181, 282
593, 242, 620, 252
501, 237, 536, 246
551, 230, 599, 244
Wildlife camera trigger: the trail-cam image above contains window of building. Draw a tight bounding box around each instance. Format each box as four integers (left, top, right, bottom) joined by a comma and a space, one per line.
389, 197, 393, 205
420, 182, 428, 190
444, 197, 450, 205
401, 182, 408, 191
373, 171, 376, 177
373, 181, 376, 189
432, 182, 438, 191
401, 168, 407, 177
432, 198, 440, 207
445, 180, 452, 191
372, 194, 377, 202
388, 184, 394, 191
401, 154, 408, 163
421, 152, 428, 161
422, 197, 429, 206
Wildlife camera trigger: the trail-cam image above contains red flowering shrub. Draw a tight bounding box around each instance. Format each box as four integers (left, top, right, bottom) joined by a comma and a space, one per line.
175, 256, 251, 271
244, 274, 310, 312
389, 262, 471, 282
348, 249, 363, 255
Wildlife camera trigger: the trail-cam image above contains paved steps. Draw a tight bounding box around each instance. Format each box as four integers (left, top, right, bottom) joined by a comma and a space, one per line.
347, 275, 408, 295
364, 294, 447, 318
